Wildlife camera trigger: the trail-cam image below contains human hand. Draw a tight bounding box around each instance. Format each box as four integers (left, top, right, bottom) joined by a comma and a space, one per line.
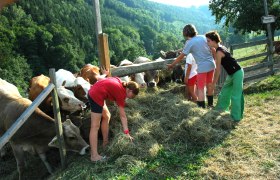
126, 133, 134, 142
100, 66, 109, 76
167, 64, 174, 70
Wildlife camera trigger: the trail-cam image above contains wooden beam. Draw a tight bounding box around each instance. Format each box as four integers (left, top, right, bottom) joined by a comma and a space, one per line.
111, 58, 176, 77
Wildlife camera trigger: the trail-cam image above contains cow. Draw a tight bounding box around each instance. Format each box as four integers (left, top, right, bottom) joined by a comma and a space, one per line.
160, 49, 182, 59
0, 78, 21, 159
264, 41, 280, 55
55, 69, 91, 102
28, 74, 86, 114
55, 69, 76, 87
28, 75, 53, 114
159, 50, 185, 84
0, 78, 21, 97
0, 91, 89, 179
117, 59, 146, 87
117, 59, 133, 82
133, 57, 160, 87
273, 40, 280, 55
79, 64, 100, 84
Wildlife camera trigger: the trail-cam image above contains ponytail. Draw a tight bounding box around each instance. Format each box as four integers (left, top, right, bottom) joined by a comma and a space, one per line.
122, 81, 139, 95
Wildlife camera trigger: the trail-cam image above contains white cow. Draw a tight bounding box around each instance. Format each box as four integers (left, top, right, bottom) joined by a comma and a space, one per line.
0, 78, 21, 97
118, 59, 146, 87
56, 69, 76, 87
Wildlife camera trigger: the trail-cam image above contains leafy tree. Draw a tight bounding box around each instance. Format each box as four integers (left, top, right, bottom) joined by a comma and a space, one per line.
209, 0, 280, 37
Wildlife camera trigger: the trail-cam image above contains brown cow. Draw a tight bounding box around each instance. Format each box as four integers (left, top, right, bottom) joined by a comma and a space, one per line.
28, 74, 52, 114
28, 74, 86, 114
0, 91, 89, 179
273, 40, 280, 55
80, 64, 100, 84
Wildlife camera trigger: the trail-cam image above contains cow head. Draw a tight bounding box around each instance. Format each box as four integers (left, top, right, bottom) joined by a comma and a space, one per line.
131, 73, 146, 88
73, 77, 90, 102
48, 119, 89, 155
172, 64, 184, 83
144, 70, 159, 87
57, 86, 86, 113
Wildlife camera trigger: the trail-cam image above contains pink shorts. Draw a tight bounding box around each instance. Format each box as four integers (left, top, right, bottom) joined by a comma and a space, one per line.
196, 70, 214, 90
186, 75, 197, 86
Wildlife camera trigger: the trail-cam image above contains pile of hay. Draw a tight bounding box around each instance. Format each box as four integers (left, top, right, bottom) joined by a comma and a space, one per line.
104, 84, 236, 162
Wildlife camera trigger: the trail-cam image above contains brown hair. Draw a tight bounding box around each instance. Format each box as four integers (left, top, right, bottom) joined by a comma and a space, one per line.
205, 31, 222, 43
183, 24, 198, 38
122, 81, 139, 95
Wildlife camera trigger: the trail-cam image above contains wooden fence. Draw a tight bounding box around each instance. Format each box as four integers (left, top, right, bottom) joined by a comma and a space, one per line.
0, 69, 66, 168
229, 39, 275, 83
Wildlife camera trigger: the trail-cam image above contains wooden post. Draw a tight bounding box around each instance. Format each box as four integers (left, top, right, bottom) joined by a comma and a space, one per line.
49, 69, 66, 169
98, 33, 111, 75
263, 0, 274, 73
92, 0, 111, 75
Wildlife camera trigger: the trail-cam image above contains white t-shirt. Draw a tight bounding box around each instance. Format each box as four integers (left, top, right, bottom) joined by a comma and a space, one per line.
185, 54, 197, 79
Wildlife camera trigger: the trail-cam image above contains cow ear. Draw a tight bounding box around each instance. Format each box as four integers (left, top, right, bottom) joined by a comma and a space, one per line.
63, 119, 72, 126
48, 136, 58, 148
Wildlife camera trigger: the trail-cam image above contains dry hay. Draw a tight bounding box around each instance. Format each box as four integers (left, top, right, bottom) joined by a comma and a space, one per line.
104, 84, 236, 160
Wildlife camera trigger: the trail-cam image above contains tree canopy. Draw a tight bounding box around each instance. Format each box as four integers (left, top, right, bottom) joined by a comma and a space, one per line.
209, 0, 280, 36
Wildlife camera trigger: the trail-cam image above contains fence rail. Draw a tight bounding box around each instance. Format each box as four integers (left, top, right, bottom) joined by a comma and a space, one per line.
227, 38, 275, 84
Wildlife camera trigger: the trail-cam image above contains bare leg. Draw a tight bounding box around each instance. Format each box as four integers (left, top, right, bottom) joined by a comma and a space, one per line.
101, 104, 111, 148
188, 85, 198, 102
206, 83, 214, 96
89, 112, 103, 161
197, 88, 205, 101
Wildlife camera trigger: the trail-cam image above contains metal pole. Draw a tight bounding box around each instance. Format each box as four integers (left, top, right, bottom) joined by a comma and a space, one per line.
263, 0, 274, 72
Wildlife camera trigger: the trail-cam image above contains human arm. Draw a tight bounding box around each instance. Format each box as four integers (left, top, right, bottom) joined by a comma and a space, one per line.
167, 53, 185, 70
184, 64, 192, 85
212, 51, 224, 85
211, 47, 216, 61
97, 67, 110, 81
118, 106, 134, 141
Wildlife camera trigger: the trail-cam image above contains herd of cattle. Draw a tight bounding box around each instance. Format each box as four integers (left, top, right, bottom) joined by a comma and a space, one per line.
0, 55, 184, 179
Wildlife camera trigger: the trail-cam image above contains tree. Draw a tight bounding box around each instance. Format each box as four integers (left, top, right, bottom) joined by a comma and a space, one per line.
209, 0, 280, 37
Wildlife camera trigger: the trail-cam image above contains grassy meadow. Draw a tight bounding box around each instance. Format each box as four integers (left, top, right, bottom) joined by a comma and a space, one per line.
0, 46, 279, 180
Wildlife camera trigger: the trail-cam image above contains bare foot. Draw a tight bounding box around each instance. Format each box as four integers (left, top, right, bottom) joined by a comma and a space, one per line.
91, 154, 104, 162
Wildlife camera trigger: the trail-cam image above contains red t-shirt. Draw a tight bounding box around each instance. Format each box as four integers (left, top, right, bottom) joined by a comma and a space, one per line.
88, 77, 126, 107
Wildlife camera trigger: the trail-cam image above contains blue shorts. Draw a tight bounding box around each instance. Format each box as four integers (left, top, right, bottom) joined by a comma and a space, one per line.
88, 95, 103, 113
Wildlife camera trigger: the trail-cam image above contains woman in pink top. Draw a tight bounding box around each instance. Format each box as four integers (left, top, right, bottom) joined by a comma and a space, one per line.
88, 77, 139, 162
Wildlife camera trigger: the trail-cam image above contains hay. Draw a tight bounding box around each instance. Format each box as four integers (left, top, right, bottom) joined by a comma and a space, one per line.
105, 84, 236, 160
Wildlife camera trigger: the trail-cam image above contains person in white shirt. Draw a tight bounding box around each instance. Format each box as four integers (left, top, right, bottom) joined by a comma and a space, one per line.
184, 53, 198, 102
